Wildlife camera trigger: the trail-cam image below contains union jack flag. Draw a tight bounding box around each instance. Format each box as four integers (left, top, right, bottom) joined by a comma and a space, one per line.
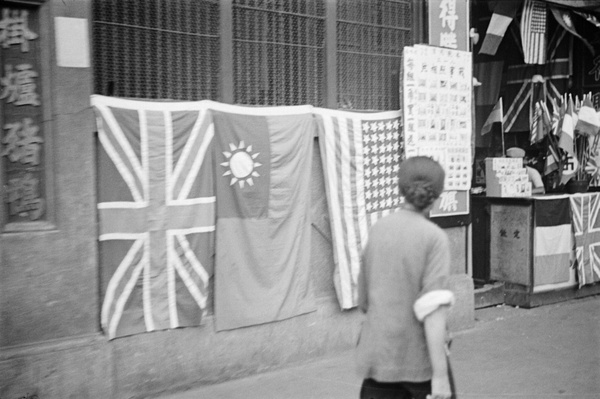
91, 95, 215, 339
570, 193, 600, 288
314, 108, 403, 309
503, 28, 571, 133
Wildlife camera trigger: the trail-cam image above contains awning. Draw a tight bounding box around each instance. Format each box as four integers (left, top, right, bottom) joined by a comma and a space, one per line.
544, 0, 600, 13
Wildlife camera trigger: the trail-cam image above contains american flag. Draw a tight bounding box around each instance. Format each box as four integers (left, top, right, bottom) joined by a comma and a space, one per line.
91, 95, 215, 339
570, 194, 600, 288
521, 0, 547, 65
314, 108, 403, 309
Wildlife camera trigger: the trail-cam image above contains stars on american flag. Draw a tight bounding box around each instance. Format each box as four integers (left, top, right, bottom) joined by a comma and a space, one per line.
362, 118, 403, 213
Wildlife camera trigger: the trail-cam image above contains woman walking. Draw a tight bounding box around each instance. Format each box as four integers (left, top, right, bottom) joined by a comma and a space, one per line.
356, 156, 456, 399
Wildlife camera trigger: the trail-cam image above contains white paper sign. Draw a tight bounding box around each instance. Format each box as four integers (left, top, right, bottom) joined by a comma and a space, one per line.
55, 17, 90, 68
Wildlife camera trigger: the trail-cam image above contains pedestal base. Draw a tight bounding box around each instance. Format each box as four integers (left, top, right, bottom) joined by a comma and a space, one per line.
504, 282, 600, 308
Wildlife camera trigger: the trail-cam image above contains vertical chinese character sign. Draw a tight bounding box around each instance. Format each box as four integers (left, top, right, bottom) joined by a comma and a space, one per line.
428, 0, 469, 51
0, 6, 45, 225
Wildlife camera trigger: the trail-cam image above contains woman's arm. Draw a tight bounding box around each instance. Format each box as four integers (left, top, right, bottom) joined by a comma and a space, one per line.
424, 304, 452, 399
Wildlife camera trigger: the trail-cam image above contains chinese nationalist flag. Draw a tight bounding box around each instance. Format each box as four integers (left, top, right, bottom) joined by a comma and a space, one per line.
91, 95, 215, 339
210, 102, 316, 331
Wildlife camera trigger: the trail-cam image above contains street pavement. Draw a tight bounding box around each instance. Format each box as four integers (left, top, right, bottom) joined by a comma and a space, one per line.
157, 295, 600, 399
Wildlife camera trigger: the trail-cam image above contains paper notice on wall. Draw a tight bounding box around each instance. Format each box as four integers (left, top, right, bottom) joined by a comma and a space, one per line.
55, 17, 90, 68
401, 44, 472, 191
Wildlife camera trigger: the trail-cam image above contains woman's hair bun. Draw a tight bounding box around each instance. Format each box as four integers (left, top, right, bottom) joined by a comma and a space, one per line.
398, 156, 445, 210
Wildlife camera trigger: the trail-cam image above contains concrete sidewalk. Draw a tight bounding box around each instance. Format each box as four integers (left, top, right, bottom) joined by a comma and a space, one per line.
156, 295, 600, 399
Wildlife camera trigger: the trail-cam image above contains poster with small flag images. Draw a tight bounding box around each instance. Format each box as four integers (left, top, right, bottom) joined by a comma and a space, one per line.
402, 44, 472, 192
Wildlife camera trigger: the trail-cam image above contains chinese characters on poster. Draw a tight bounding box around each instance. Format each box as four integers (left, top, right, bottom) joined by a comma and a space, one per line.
402, 44, 472, 192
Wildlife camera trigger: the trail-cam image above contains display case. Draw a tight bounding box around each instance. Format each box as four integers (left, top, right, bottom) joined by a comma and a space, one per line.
472, 194, 600, 307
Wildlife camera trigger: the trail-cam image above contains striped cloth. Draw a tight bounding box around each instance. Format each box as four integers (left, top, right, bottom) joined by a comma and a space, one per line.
521, 0, 547, 65
314, 108, 403, 309
479, 0, 521, 56
534, 196, 572, 286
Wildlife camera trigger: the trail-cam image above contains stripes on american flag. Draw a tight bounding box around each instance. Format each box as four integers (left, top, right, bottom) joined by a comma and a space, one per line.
315, 108, 403, 309
570, 193, 600, 288
520, 0, 547, 65
91, 95, 215, 339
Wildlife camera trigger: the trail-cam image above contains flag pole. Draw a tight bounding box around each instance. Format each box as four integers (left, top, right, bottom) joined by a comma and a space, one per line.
500, 98, 505, 156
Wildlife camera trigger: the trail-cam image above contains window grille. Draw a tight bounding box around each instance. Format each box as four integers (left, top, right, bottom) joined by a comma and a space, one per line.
337, 0, 412, 111
92, 0, 220, 100
91, 0, 413, 109
232, 0, 326, 106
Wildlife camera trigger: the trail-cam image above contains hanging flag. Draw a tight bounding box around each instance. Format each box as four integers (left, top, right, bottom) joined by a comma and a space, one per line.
545, 0, 600, 10
534, 196, 573, 286
550, 6, 595, 55
210, 102, 316, 331
481, 98, 503, 136
314, 108, 403, 309
573, 10, 600, 28
570, 194, 600, 287
521, 0, 547, 65
575, 96, 600, 136
479, 0, 522, 56
91, 95, 215, 340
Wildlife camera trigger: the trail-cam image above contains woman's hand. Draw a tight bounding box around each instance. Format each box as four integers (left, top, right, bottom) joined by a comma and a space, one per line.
423, 305, 453, 399
427, 374, 452, 399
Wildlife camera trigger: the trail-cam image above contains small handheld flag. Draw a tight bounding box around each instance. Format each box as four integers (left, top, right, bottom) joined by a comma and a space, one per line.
481, 98, 504, 136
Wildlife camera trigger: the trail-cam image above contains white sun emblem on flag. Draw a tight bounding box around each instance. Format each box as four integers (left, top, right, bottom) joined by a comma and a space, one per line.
221, 140, 262, 188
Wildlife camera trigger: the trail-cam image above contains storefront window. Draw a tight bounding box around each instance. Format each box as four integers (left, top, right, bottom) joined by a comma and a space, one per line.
91, 0, 414, 111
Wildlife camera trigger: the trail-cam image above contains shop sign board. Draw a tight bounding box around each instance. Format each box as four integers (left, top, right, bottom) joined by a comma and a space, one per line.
428, 0, 469, 52
0, 5, 46, 225
430, 190, 469, 217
